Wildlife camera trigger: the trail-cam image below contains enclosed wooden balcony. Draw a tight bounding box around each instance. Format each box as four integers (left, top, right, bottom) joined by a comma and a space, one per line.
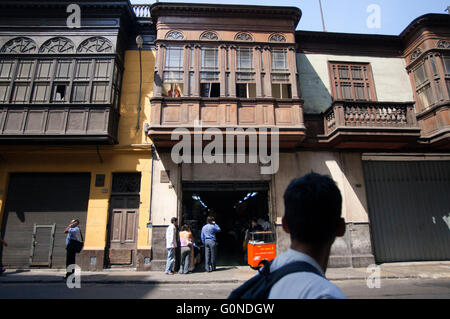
415, 101, 450, 149
319, 100, 421, 149
0, 105, 119, 144
148, 97, 306, 149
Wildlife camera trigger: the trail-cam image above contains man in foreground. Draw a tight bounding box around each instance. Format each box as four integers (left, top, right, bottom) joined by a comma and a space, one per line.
229, 172, 346, 299
268, 172, 346, 298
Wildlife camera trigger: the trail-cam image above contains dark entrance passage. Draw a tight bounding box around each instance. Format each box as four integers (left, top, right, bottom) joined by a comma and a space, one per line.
182, 182, 270, 268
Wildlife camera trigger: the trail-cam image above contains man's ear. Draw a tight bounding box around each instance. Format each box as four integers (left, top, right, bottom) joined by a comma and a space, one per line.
335, 218, 346, 237
281, 216, 290, 234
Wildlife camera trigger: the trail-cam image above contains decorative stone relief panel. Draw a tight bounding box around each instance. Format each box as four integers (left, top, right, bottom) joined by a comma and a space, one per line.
235, 32, 253, 41
0, 37, 37, 54
39, 37, 75, 54
165, 31, 184, 40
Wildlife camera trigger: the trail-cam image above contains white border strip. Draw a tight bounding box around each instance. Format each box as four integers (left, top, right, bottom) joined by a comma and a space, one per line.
362, 153, 450, 161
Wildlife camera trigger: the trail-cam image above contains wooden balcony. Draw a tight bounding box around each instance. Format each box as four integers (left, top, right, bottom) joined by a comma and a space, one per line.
0, 104, 119, 144
148, 97, 306, 149
319, 100, 421, 149
416, 101, 450, 149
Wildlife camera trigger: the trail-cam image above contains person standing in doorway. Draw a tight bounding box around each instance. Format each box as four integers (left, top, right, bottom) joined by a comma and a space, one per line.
64, 219, 81, 280
201, 216, 221, 272
179, 225, 193, 274
165, 217, 178, 275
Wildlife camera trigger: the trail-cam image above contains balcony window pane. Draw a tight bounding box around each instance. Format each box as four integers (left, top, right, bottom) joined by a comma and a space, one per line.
0, 60, 14, 80
413, 63, 427, 86
75, 60, 92, 80
429, 56, 438, 76
237, 48, 253, 71
272, 49, 287, 72
338, 66, 350, 80
165, 47, 183, 71
0, 83, 9, 103
351, 66, 363, 80
94, 60, 111, 80
32, 83, 50, 103
16, 61, 34, 80
12, 83, 30, 103
55, 60, 72, 80
281, 83, 291, 99
236, 83, 256, 98
35, 60, 53, 80
163, 71, 183, 82
52, 83, 69, 102
201, 48, 218, 71
354, 83, 366, 100
92, 82, 109, 103
200, 83, 220, 98
236, 72, 254, 82
272, 83, 281, 98
443, 56, 450, 76
417, 83, 434, 109
340, 82, 352, 100
272, 73, 289, 82
200, 72, 219, 82
248, 83, 256, 98
272, 83, 291, 99
71, 83, 88, 103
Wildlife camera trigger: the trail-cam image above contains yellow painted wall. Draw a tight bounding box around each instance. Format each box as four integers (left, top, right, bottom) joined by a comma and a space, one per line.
0, 49, 156, 255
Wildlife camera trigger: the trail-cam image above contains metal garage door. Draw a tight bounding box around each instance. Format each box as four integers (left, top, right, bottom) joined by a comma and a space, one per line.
1, 173, 90, 268
363, 161, 450, 263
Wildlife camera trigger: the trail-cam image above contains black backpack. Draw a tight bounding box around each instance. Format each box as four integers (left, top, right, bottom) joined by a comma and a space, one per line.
228, 259, 324, 299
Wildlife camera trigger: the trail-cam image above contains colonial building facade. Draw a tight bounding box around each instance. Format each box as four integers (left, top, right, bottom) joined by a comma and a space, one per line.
0, 1, 448, 271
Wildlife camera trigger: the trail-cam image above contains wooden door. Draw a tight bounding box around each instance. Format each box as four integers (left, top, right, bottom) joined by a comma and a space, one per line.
30, 224, 56, 267
107, 196, 139, 266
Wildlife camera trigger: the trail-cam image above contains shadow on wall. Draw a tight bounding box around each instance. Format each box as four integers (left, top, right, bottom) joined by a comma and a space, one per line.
297, 53, 332, 114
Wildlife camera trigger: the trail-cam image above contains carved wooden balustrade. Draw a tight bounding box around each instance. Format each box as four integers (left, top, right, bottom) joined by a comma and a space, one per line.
321, 100, 421, 147
324, 100, 418, 135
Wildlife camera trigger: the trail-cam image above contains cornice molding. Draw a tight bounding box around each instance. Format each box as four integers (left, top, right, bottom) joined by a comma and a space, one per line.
150, 3, 302, 28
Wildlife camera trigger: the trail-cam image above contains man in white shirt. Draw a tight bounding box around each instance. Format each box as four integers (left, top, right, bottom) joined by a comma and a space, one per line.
268, 173, 347, 299
165, 217, 178, 275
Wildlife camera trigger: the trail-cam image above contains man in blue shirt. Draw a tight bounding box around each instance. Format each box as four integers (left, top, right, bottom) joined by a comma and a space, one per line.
201, 216, 221, 272
64, 219, 81, 279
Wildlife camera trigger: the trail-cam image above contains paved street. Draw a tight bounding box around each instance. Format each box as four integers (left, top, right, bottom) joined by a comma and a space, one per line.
0, 279, 449, 299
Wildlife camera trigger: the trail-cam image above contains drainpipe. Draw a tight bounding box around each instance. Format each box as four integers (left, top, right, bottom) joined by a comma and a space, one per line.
136, 35, 143, 131
147, 144, 157, 246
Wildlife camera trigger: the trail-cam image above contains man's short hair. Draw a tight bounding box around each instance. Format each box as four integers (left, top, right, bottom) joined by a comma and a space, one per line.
283, 172, 342, 245
206, 216, 214, 224
171, 217, 178, 224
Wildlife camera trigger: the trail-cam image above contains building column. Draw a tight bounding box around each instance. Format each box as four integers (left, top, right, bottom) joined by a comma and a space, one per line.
183, 44, 191, 97
254, 46, 263, 98
287, 46, 299, 99
192, 44, 201, 97
263, 46, 272, 98
219, 44, 227, 97
229, 45, 237, 97
153, 44, 165, 97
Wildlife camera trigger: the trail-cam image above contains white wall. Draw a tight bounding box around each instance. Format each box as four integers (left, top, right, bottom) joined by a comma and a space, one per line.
297, 53, 414, 113
273, 151, 369, 224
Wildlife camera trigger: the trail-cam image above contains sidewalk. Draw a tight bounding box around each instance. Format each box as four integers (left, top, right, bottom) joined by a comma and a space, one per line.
1, 261, 449, 284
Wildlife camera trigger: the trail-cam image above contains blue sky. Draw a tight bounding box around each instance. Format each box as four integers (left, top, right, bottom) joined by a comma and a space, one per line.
130, 0, 449, 35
